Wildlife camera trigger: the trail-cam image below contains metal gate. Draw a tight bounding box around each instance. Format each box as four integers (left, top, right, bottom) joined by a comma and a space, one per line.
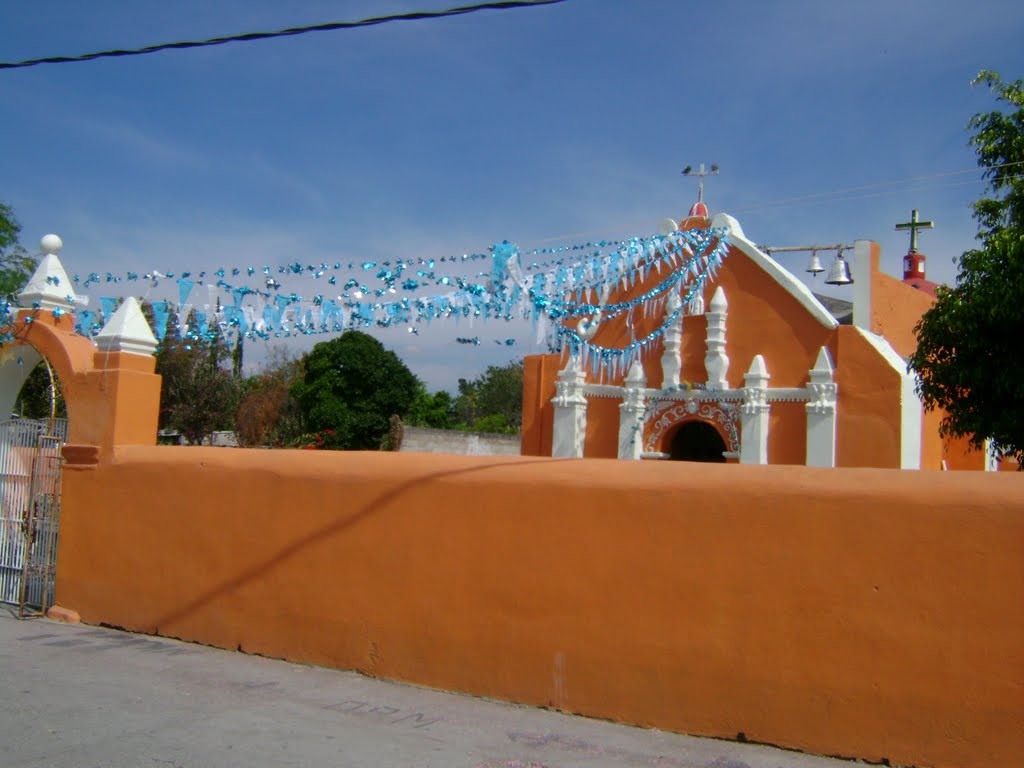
0, 418, 67, 616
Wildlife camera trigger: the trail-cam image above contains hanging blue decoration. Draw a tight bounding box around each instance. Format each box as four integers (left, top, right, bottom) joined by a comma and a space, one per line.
99, 296, 119, 322
42, 224, 730, 379
150, 301, 171, 341
75, 310, 95, 337
177, 278, 195, 306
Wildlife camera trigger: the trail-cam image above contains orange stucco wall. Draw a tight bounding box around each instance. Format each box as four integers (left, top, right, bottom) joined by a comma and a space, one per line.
923, 412, 988, 472
832, 326, 903, 468
520, 354, 558, 456
55, 447, 1024, 768
871, 269, 934, 359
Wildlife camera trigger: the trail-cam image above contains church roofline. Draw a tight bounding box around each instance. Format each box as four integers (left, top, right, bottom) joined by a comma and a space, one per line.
710, 213, 840, 330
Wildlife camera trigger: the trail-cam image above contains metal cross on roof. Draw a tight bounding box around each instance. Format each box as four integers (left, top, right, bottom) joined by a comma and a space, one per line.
895, 209, 934, 253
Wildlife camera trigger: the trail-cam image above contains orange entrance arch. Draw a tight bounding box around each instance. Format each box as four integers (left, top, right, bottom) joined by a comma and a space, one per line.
2, 310, 161, 458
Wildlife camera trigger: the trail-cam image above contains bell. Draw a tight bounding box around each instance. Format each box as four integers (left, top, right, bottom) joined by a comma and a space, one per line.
824, 252, 854, 285
806, 251, 824, 275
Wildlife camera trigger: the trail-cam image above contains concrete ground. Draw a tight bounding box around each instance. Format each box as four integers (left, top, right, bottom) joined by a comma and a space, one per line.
1, 608, 859, 768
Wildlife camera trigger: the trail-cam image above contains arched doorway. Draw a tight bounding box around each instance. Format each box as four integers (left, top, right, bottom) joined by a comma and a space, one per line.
0, 345, 68, 616
669, 420, 727, 463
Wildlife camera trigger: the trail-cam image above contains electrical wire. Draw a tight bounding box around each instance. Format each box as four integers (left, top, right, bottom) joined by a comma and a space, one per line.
728, 160, 1024, 215
0, 0, 566, 70
524, 162, 1024, 248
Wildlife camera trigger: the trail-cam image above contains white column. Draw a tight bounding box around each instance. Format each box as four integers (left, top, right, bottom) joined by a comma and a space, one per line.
739, 355, 770, 464
805, 347, 838, 467
704, 286, 729, 390
852, 239, 873, 331
617, 363, 647, 460
551, 357, 588, 458
660, 290, 683, 388
984, 439, 999, 472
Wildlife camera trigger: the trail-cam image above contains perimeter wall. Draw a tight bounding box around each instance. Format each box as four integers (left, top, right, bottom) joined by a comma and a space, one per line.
54, 447, 1024, 768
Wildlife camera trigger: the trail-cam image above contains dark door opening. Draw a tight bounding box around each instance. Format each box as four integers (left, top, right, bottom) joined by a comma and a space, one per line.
669, 420, 727, 463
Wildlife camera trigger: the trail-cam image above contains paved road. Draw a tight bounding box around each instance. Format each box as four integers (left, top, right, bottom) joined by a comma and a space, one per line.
0, 609, 855, 768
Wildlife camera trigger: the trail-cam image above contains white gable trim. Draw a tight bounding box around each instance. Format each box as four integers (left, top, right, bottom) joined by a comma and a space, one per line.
853, 327, 922, 470
711, 213, 839, 330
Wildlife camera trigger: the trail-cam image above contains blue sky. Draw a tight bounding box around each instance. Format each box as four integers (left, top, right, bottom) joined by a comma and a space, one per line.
2, 0, 1022, 390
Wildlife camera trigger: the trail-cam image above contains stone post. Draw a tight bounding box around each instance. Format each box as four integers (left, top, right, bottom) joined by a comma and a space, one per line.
805, 347, 838, 467
617, 362, 647, 460
551, 357, 588, 458
704, 286, 729, 390
660, 290, 683, 388
739, 355, 770, 464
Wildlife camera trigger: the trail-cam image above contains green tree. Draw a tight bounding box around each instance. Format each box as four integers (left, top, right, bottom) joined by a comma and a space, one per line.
236, 347, 304, 447
2, 203, 60, 422
291, 331, 421, 450
0, 201, 36, 302
0, 202, 35, 300
156, 321, 241, 445
14, 361, 66, 421
406, 384, 457, 430
910, 71, 1024, 465
453, 361, 523, 433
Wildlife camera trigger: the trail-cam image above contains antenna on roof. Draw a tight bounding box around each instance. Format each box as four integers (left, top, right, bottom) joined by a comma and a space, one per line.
681, 163, 719, 203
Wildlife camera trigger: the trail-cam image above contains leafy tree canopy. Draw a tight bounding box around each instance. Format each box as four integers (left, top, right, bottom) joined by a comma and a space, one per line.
235, 347, 304, 448
405, 384, 457, 430
291, 331, 420, 450
453, 360, 523, 433
0, 201, 36, 301
155, 315, 241, 445
910, 71, 1024, 465
14, 360, 66, 422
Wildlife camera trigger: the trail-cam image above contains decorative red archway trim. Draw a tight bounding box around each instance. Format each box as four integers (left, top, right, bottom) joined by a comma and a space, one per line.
643, 399, 739, 455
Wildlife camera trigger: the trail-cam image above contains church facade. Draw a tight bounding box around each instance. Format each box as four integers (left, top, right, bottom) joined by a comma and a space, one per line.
520, 207, 992, 471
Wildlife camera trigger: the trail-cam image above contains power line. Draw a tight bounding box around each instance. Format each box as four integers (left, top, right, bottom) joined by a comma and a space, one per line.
525, 163, 1024, 248
728, 160, 1024, 215
0, 0, 566, 70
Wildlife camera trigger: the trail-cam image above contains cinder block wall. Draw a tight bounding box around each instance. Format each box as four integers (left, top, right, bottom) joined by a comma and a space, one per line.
56, 447, 1024, 768
399, 426, 520, 456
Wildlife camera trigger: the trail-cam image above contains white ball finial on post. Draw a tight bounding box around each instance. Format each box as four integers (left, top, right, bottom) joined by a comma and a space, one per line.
40, 234, 64, 255
17, 233, 75, 312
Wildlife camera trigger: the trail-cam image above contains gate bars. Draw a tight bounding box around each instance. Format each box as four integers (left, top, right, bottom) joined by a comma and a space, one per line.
0, 419, 67, 616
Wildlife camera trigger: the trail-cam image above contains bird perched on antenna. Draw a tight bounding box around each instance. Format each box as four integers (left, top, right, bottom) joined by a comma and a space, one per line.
681, 163, 719, 204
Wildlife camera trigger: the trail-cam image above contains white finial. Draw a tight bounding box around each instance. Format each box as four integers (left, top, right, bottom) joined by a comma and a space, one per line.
745, 354, 770, 381
40, 234, 63, 255
94, 297, 159, 356
17, 237, 75, 312
709, 286, 728, 311
625, 361, 647, 386
810, 346, 834, 379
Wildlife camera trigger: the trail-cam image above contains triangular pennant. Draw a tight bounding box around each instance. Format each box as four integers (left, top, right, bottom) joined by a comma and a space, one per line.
177, 278, 195, 306
99, 296, 119, 321
75, 310, 95, 337
150, 301, 171, 341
